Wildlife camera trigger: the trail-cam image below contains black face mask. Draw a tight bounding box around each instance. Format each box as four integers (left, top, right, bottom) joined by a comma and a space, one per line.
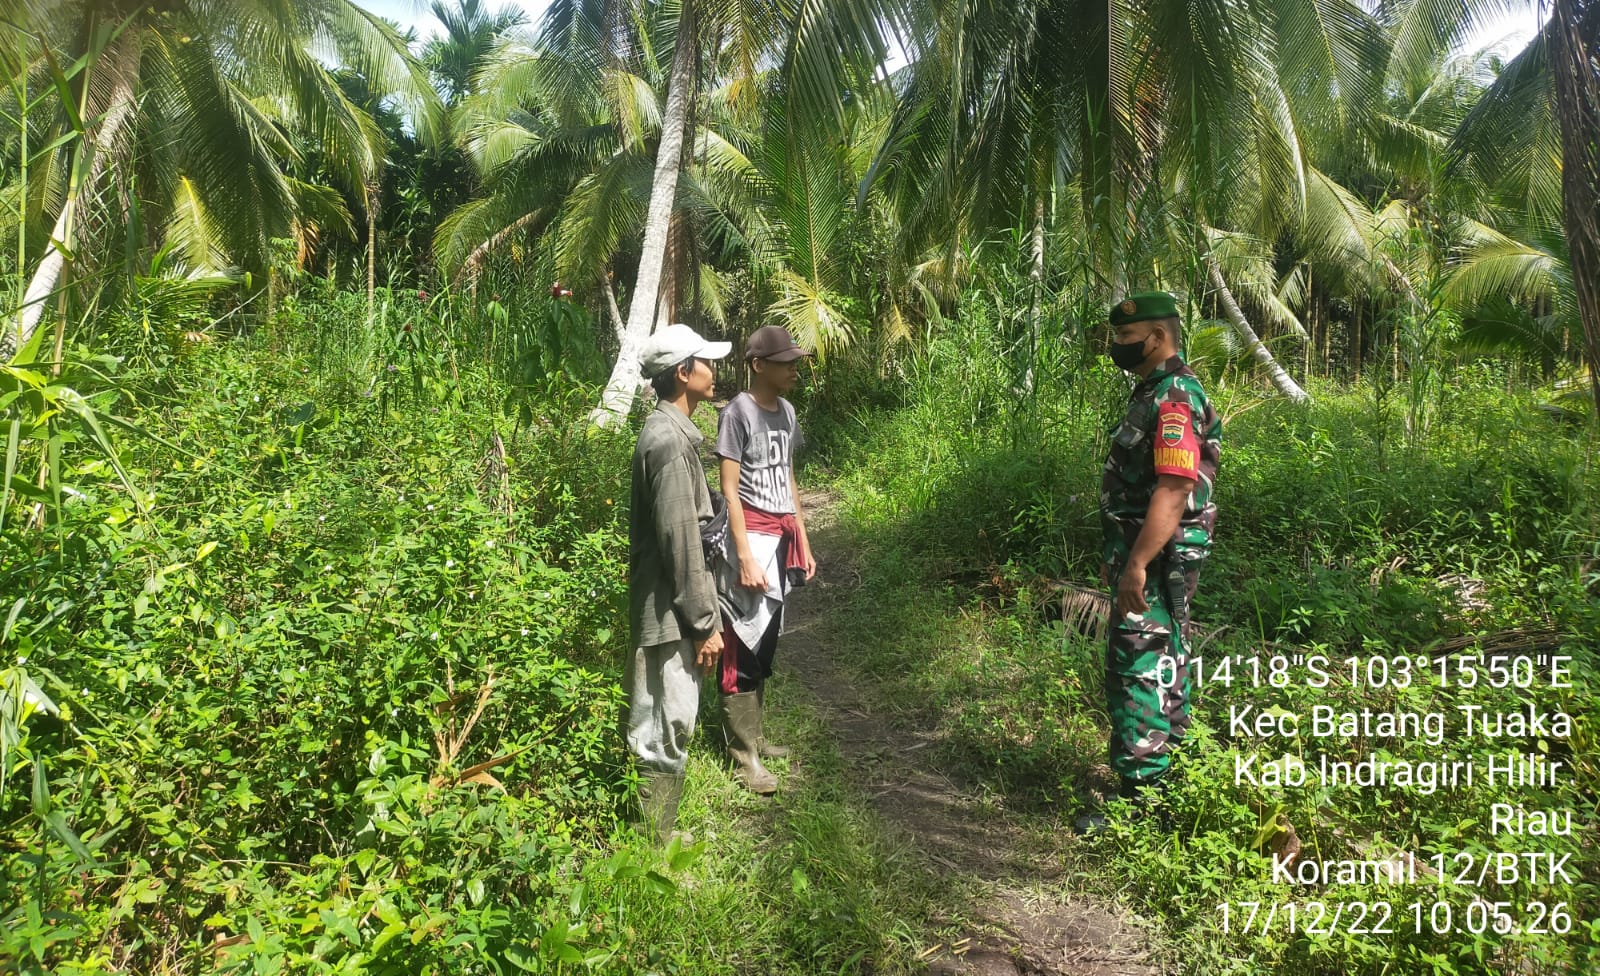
1109, 333, 1151, 371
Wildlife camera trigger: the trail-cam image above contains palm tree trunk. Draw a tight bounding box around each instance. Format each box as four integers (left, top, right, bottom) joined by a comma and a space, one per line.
1203, 250, 1311, 402
7, 37, 138, 361
1026, 189, 1046, 392
654, 217, 679, 332
602, 270, 626, 345
1551, 0, 1600, 417
1355, 301, 1363, 377
366, 181, 378, 317
590, 2, 697, 427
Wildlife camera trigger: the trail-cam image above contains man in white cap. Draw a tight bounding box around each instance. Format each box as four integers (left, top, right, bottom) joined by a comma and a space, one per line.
625, 323, 731, 843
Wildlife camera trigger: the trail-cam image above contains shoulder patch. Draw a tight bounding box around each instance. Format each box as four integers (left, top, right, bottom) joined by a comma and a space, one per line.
1160, 408, 1187, 445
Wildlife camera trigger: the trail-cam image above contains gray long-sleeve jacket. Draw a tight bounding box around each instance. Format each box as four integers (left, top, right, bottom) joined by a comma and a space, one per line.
628, 400, 719, 648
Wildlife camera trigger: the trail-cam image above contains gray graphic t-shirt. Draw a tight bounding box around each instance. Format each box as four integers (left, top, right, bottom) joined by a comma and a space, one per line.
714, 392, 801, 514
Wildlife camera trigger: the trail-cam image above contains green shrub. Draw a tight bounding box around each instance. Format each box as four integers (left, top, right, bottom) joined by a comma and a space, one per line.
1, 328, 641, 973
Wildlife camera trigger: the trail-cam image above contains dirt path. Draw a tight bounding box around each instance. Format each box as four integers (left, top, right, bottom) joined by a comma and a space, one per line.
780, 492, 1161, 976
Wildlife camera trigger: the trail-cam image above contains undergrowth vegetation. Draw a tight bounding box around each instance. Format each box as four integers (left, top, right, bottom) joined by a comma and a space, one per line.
824, 301, 1600, 974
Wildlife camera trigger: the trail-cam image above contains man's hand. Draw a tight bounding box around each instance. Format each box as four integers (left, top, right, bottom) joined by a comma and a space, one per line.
695, 630, 723, 671
801, 544, 817, 581
737, 554, 769, 591
1116, 561, 1149, 617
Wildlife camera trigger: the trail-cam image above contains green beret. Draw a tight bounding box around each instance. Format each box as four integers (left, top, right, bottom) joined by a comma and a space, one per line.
1109, 291, 1180, 326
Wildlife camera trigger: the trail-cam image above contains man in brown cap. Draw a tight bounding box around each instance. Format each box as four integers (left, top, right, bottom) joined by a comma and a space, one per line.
712, 325, 817, 793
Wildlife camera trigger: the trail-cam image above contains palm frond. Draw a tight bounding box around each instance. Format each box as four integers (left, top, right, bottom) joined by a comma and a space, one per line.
770, 268, 854, 358
288, 177, 356, 240
1384, 0, 1524, 91
1444, 222, 1562, 309
552, 151, 651, 284
1300, 167, 1379, 279
435, 193, 547, 280
693, 261, 729, 326
164, 176, 231, 273
603, 67, 662, 150
1456, 299, 1573, 358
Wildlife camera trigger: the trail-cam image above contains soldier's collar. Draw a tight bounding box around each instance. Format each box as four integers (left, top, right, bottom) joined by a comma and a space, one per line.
1138, 355, 1186, 387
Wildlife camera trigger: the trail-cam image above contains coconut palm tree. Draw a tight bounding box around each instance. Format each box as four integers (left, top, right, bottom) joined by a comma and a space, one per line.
424, 0, 530, 105
866, 0, 1547, 403
1, 0, 439, 360
1547, 0, 1600, 414
1429, 20, 1590, 386
435, 0, 901, 424
871, 0, 1347, 401
585, 0, 899, 425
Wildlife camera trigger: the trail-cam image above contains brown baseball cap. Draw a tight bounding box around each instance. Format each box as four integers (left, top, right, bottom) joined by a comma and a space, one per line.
744, 325, 812, 362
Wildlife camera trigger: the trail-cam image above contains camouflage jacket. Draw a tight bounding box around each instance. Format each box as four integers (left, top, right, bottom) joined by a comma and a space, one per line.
1100, 355, 1221, 565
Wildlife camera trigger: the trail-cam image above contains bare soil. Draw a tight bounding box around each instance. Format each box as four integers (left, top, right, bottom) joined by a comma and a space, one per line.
780, 491, 1161, 976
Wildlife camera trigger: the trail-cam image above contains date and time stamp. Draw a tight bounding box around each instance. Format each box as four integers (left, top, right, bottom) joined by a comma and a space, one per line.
1215, 899, 1576, 937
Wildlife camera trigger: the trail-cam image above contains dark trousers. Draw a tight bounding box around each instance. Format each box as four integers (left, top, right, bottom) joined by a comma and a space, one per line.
719, 609, 782, 695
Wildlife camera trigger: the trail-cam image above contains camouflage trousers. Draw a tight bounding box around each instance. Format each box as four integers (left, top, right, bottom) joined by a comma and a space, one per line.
1104, 558, 1201, 783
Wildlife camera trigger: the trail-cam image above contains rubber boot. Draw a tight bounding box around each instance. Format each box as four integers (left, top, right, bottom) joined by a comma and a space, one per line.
1074, 775, 1159, 835
721, 692, 778, 794
754, 685, 790, 758
637, 771, 693, 845
1073, 808, 1110, 836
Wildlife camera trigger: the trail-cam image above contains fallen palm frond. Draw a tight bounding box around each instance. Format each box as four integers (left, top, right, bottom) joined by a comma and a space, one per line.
1427, 627, 1568, 658
1048, 580, 1111, 641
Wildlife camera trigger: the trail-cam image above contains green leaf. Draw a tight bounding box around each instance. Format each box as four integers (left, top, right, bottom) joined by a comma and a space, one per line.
667, 841, 699, 873
0, 418, 18, 537
540, 916, 570, 956
31, 759, 50, 816
643, 869, 675, 895
370, 920, 407, 954
46, 810, 97, 864
2, 598, 24, 643
505, 945, 542, 971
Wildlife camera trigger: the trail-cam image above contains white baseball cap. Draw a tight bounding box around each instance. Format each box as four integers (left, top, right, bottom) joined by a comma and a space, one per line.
639, 323, 732, 378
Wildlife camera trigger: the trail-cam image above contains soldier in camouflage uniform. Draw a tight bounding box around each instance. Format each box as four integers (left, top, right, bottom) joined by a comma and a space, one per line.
1081, 291, 1221, 831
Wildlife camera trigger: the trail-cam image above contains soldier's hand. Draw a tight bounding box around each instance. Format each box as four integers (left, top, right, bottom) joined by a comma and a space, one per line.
695, 630, 723, 671
1116, 562, 1149, 617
